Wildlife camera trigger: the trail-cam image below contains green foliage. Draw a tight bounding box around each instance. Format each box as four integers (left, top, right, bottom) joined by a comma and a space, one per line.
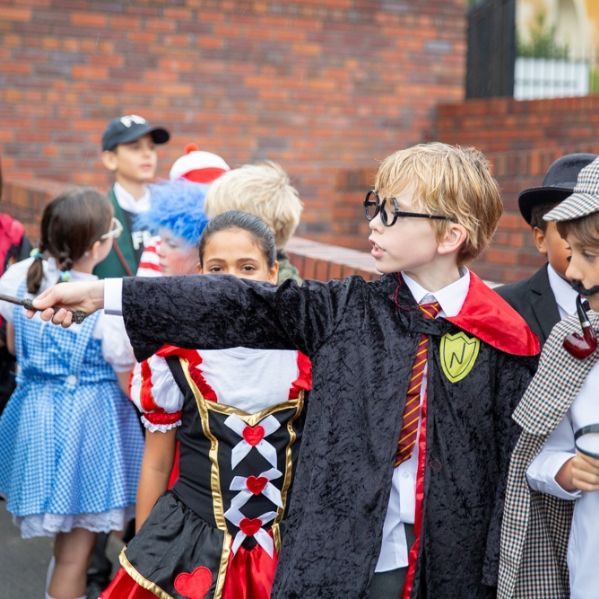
590, 67, 599, 93
517, 10, 569, 59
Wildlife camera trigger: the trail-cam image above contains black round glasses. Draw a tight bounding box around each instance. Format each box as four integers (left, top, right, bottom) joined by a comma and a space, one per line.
363, 189, 454, 227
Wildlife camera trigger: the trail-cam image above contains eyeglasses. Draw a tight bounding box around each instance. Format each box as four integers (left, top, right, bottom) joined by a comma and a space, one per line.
363, 189, 454, 227
100, 217, 123, 241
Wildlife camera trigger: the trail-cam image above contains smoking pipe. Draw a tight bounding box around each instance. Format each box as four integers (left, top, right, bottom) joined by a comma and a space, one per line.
563, 295, 598, 359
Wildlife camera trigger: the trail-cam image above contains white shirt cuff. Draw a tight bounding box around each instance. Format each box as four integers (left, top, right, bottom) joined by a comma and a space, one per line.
526, 451, 581, 501
104, 278, 124, 316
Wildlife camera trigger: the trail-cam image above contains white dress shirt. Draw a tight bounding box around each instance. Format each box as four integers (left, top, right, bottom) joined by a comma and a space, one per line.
375, 269, 470, 572
526, 361, 599, 599
547, 264, 577, 319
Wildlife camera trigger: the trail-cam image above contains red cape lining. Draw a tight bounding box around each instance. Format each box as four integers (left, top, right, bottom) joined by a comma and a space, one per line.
445, 272, 540, 357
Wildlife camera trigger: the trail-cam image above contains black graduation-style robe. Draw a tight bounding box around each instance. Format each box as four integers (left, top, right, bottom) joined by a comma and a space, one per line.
121, 272, 539, 599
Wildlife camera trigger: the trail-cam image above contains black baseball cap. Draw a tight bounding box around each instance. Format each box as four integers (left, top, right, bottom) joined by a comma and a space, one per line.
101, 114, 170, 151
518, 153, 597, 225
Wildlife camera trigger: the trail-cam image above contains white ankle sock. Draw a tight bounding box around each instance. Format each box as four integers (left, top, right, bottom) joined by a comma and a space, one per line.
45, 556, 55, 592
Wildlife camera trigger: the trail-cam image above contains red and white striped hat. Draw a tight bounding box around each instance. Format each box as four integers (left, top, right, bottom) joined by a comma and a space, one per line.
169, 143, 230, 184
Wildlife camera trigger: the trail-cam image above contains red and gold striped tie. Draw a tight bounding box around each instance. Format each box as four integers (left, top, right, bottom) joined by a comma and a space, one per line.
395, 301, 441, 467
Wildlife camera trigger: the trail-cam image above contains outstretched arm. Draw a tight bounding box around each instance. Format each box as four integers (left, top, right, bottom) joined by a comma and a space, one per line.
121, 274, 354, 361
32, 274, 360, 361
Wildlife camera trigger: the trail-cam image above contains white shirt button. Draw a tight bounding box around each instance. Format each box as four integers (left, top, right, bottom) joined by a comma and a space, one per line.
66, 375, 77, 386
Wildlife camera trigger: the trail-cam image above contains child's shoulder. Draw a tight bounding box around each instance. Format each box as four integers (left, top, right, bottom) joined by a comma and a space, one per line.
0, 256, 34, 290
514, 312, 599, 435
447, 271, 540, 358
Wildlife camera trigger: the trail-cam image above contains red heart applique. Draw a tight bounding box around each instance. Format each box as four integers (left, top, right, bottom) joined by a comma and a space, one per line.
174, 566, 213, 599
239, 517, 262, 536
242, 425, 265, 446
246, 475, 268, 495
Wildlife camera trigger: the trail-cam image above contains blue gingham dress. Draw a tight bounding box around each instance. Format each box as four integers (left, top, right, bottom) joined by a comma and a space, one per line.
0, 282, 144, 538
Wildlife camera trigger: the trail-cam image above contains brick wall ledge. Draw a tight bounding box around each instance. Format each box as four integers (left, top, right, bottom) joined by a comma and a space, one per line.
286, 236, 379, 281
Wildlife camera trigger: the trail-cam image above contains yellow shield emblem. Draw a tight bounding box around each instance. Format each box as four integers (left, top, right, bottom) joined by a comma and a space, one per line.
440, 331, 480, 383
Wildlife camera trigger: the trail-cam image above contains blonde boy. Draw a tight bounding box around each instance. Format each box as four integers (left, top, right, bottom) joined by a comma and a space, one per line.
33, 143, 539, 599
204, 160, 303, 282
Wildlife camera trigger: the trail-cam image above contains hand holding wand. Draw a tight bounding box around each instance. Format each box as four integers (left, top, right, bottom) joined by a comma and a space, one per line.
0, 293, 90, 324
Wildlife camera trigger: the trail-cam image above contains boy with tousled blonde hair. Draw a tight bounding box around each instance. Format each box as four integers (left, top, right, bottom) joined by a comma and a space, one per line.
375, 143, 502, 263
204, 160, 303, 283
32, 142, 539, 599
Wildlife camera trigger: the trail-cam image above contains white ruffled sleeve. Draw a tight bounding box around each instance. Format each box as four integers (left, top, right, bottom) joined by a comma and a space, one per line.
129, 354, 184, 432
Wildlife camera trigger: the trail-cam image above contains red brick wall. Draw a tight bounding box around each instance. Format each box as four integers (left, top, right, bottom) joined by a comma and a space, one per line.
434, 96, 599, 283
333, 96, 599, 284
0, 0, 466, 246
1, 177, 379, 281
2, 178, 67, 242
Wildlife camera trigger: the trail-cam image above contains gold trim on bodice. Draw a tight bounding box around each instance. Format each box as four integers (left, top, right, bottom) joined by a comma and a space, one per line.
180, 358, 305, 597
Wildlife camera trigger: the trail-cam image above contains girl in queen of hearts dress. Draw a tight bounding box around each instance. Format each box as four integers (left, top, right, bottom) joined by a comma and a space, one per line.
102, 210, 312, 599
0, 188, 143, 599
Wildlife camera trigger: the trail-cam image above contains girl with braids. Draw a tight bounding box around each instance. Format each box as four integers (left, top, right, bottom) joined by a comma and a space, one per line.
0, 187, 144, 599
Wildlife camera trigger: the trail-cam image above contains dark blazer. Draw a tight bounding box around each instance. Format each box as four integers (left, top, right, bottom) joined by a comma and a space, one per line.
496, 264, 560, 346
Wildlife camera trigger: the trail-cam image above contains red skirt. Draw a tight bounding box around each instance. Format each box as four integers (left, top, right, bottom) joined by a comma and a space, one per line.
101, 492, 278, 599
103, 542, 278, 599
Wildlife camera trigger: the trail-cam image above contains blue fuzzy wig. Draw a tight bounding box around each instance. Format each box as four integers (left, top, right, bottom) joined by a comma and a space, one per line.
138, 179, 209, 245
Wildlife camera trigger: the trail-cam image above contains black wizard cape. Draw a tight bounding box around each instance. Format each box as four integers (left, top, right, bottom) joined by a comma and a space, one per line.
121, 272, 539, 599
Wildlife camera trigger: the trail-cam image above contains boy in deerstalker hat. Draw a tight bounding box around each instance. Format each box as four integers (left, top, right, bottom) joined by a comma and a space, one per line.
497, 153, 596, 345
498, 156, 599, 599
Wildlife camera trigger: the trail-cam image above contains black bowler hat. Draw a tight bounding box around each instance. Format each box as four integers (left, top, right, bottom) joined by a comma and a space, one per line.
101, 114, 170, 151
518, 153, 597, 224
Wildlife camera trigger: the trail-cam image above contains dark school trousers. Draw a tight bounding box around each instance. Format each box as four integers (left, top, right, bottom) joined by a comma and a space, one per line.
368, 523, 416, 599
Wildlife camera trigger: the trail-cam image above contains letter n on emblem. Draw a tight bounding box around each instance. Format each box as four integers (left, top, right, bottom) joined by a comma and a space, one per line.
440, 331, 480, 383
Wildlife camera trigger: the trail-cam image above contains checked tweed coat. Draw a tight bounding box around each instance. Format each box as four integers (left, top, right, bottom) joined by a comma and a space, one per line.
498, 311, 599, 599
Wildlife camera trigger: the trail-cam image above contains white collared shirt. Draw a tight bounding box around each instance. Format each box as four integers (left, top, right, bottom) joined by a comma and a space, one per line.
375, 268, 470, 572
113, 182, 150, 214
547, 264, 577, 319
526, 362, 599, 598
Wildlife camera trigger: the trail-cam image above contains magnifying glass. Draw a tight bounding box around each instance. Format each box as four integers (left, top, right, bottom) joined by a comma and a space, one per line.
574, 425, 599, 460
